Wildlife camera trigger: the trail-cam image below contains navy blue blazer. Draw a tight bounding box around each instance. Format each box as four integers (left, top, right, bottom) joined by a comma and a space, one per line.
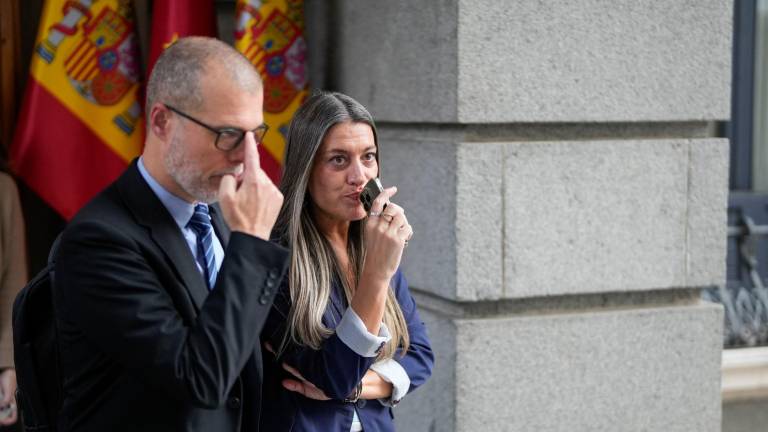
259, 269, 434, 431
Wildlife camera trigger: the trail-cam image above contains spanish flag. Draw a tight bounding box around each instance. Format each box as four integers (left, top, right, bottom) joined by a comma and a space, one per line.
148, 0, 217, 77
11, 0, 143, 220
235, 0, 309, 183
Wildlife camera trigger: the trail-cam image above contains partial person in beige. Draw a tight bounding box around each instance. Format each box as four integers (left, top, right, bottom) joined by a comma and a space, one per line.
0, 167, 27, 427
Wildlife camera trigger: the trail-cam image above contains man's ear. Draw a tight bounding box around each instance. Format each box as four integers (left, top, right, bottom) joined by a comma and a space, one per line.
149, 103, 171, 140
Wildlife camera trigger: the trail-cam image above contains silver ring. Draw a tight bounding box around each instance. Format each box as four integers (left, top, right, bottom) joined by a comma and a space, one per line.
369, 211, 382, 217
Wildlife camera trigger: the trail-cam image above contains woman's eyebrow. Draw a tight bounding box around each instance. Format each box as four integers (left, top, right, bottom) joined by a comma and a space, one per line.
323, 145, 376, 155
324, 148, 349, 154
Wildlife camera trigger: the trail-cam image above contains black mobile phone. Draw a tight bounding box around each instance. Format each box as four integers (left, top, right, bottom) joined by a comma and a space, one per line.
360, 178, 384, 212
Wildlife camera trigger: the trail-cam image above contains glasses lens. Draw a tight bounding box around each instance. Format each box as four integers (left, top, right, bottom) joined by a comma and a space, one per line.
254, 125, 268, 143
216, 130, 244, 151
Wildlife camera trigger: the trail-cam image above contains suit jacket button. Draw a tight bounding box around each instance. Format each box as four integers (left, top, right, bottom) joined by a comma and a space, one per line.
356, 399, 367, 409
227, 397, 241, 409
266, 279, 276, 288
259, 295, 269, 305
269, 269, 279, 279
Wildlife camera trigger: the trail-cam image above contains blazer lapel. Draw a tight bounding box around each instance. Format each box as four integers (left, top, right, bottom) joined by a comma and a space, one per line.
116, 161, 209, 311
327, 276, 347, 326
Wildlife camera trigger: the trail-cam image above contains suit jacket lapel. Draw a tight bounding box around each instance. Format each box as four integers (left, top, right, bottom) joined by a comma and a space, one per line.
116, 161, 209, 311
209, 204, 262, 379
208, 204, 230, 247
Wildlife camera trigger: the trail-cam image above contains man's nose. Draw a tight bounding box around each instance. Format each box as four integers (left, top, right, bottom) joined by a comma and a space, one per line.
227, 132, 251, 163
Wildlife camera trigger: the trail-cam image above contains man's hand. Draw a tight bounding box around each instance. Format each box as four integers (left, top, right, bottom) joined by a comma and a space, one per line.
218, 132, 283, 239
0, 369, 17, 425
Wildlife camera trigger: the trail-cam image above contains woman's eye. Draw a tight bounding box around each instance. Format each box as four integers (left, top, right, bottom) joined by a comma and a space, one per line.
330, 156, 346, 165
363, 152, 377, 161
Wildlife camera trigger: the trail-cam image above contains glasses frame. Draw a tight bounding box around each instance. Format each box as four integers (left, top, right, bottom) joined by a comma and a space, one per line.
164, 104, 269, 151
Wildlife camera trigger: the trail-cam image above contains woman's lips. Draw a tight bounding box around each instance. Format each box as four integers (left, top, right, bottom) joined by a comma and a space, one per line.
344, 192, 362, 202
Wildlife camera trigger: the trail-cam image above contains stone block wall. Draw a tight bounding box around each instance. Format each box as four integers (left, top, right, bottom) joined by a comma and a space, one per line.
314, 1, 732, 430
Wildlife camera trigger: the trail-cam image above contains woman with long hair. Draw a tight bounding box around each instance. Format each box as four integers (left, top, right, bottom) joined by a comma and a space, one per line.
260, 91, 434, 431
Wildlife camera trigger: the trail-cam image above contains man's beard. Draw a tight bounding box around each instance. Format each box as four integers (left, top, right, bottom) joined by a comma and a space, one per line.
163, 134, 219, 204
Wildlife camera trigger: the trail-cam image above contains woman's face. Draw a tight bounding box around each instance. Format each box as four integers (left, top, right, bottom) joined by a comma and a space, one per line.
308, 121, 378, 224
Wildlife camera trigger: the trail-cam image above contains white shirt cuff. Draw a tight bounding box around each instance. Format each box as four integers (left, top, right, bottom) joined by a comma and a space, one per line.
370, 358, 411, 407
336, 307, 391, 358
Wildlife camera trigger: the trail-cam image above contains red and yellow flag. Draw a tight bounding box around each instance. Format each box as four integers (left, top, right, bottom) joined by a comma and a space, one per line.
148, 0, 217, 77
11, 0, 143, 220
235, 0, 309, 183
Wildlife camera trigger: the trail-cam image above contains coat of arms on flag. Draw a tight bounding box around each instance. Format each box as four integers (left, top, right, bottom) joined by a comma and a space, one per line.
235, 0, 309, 183
34, 0, 142, 136
12, 0, 143, 220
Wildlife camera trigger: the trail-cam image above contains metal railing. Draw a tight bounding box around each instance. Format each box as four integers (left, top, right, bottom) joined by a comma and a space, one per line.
703, 216, 768, 347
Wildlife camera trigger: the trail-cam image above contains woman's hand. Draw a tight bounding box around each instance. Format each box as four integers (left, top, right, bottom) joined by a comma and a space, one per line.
281, 363, 331, 401
352, 186, 413, 334
360, 370, 393, 400
362, 187, 413, 283
264, 342, 330, 401
279, 362, 392, 402
280, 366, 391, 402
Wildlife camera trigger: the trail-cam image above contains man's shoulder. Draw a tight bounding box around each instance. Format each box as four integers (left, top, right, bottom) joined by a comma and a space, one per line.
72, 160, 159, 221
69, 182, 129, 229
59, 188, 133, 253
63, 164, 146, 244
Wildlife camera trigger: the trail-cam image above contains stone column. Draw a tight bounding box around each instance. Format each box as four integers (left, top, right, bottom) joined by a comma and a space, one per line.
320, 1, 731, 430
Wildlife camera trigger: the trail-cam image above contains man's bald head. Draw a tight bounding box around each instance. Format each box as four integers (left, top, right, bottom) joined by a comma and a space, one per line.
145, 36, 262, 122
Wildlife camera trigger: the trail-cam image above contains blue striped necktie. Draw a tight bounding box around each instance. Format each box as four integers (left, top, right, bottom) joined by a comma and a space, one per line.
187, 204, 217, 290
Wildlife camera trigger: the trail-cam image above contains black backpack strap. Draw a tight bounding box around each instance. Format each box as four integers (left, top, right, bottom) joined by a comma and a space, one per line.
13, 232, 64, 432
14, 263, 56, 431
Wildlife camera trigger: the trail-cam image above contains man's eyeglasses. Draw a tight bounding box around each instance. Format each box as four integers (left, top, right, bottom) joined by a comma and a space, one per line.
164, 104, 269, 151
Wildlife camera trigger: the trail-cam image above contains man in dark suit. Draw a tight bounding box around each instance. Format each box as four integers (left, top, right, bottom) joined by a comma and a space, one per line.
53, 37, 287, 431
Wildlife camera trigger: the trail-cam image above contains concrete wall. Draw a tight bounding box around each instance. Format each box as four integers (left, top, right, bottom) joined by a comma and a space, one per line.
455, 0, 731, 123
332, 0, 731, 123
393, 302, 724, 431
317, 1, 731, 430
723, 399, 768, 432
